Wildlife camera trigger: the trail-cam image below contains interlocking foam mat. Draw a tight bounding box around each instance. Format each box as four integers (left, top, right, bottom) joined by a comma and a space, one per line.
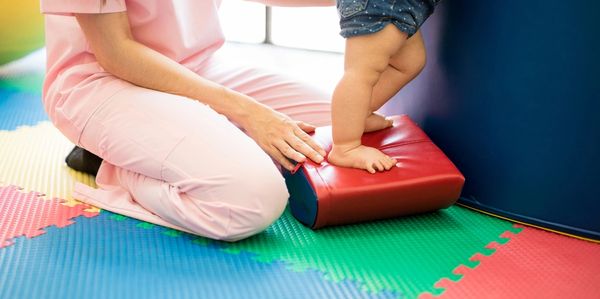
1, 65, 599, 299
421, 225, 600, 299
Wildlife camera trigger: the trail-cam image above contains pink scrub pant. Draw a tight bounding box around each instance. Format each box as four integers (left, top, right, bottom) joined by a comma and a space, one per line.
71, 55, 331, 241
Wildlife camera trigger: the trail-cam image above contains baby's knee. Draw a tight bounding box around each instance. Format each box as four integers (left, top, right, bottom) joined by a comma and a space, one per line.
345, 65, 386, 88
409, 49, 427, 77
344, 54, 392, 87
391, 46, 427, 79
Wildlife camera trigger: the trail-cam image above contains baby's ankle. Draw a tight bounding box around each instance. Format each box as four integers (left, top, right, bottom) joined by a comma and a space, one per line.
331, 141, 362, 153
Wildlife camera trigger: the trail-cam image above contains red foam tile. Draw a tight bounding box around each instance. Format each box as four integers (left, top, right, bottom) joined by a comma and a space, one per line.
0, 184, 98, 248
425, 226, 600, 299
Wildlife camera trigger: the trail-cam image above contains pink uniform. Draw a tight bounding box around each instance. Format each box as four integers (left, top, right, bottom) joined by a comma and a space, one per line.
41, 0, 331, 241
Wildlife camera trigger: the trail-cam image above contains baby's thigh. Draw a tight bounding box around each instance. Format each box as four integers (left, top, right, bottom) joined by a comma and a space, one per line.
345, 24, 408, 69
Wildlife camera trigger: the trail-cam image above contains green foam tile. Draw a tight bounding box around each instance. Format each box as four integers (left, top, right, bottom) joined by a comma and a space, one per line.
109, 214, 128, 221
163, 229, 183, 238
191, 238, 210, 246
0, 73, 44, 93
217, 205, 515, 298
136, 222, 156, 229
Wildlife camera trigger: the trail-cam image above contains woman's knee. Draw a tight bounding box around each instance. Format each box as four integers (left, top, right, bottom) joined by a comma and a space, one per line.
181, 161, 288, 242
222, 164, 288, 241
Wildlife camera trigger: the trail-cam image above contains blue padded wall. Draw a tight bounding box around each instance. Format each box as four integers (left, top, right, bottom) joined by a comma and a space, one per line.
402, 1, 600, 239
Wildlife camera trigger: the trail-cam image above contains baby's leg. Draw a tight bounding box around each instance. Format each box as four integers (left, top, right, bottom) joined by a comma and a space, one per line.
365, 31, 427, 132
370, 31, 427, 113
329, 24, 407, 173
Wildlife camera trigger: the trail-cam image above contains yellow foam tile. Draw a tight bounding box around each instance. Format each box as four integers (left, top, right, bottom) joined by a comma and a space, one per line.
0, 122, 99, 212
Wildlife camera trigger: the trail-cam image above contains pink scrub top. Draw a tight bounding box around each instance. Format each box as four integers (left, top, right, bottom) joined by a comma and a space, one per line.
40, 0, 226, 144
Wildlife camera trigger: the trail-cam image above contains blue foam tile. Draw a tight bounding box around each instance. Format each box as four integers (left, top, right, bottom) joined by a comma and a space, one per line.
0, 90, 48, 130
0, 212, 399, 299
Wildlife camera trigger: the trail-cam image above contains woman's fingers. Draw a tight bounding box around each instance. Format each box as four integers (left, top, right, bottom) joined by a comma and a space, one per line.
288, 132, 324, 163
294, 121, 327, 157
269, 146, 296, 171
274, 139, 306, 164
295, 130, 327, 156
245, 108, 327, 169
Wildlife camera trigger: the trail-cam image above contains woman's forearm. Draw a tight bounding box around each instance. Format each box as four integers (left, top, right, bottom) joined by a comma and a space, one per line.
99, 38, 257, 124
246, 0, 335, 7
76, 12, 260, 127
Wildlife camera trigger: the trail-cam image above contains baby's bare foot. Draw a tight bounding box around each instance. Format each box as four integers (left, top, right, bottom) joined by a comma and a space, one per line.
365, 113, 393, 132
328, 144, 397, 173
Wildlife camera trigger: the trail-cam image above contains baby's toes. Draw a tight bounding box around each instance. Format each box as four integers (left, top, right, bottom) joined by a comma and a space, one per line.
374, 160, 385, 172
387, 156, 398, 169
384, 159, 394, 171
382, 159, 393, 170
366, 162, 376, 174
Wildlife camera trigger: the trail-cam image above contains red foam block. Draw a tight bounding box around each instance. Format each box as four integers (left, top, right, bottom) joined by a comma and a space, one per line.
286, 115, 465, 229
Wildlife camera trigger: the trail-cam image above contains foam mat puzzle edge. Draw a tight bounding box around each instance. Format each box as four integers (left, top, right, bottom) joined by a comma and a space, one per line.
418, 225, 524, 298
100, 211, 402, 298
115, 206, 518, 298
0, 184, 99, 248
0, 122, 99, 209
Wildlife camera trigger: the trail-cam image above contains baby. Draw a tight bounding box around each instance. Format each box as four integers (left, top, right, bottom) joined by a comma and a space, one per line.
328, 0, 439, 173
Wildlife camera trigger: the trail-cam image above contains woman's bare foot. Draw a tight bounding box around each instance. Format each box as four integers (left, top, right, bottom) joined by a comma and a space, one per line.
328, 143, 397, 173
365, 113, 393, 132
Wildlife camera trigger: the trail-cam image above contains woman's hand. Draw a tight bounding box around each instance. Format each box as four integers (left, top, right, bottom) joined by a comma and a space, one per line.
241, 104, 327, 171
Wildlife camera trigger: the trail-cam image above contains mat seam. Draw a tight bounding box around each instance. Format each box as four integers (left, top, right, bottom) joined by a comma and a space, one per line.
418, 224, 524, 298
